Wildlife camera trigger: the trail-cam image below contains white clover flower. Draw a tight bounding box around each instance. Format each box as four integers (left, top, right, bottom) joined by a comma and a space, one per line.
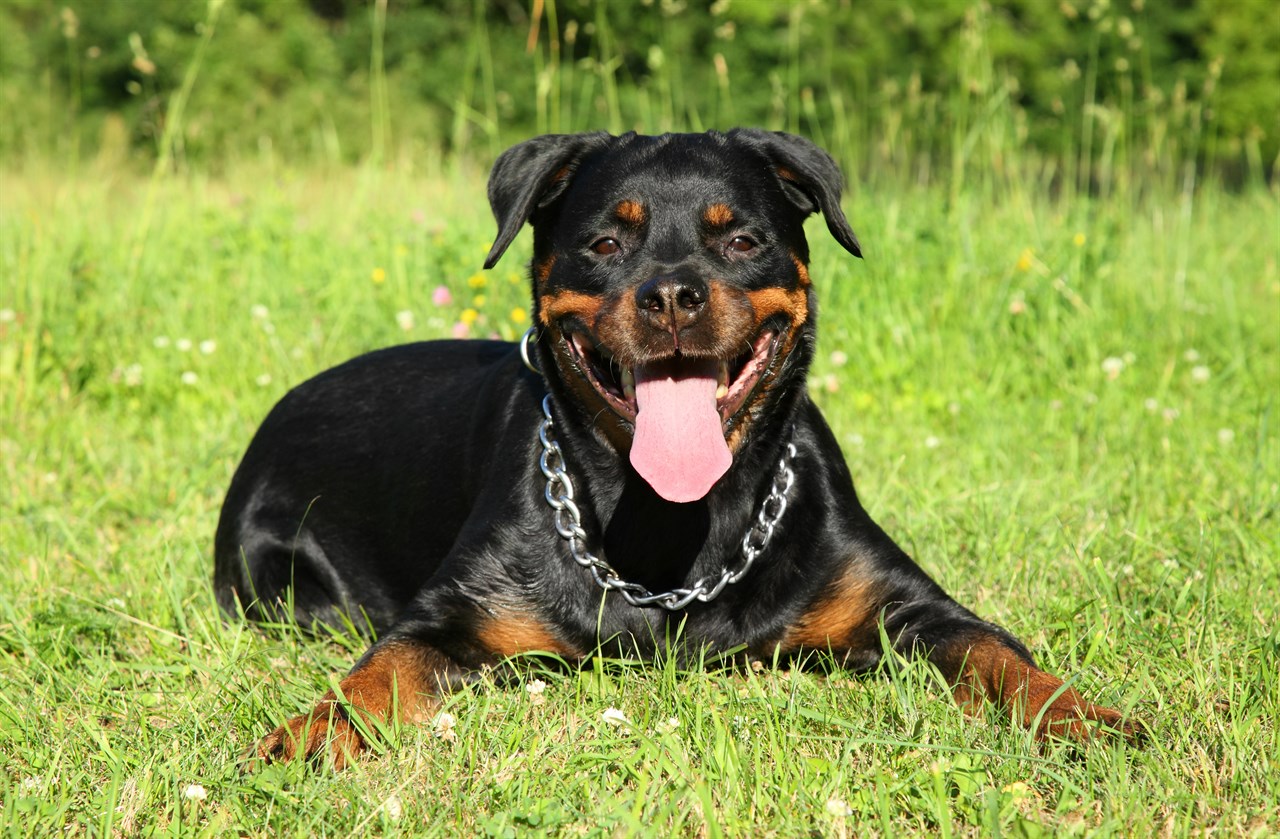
829, 350, 848, 367
600, 707, 629, 726
655, 717, 680, 734
250, 304, 270, 320
380, 793, 403, 821
825, 798, 852, 817
153, 336, 171, 349
1183, 348, 1200, 363
255, 373, 273, 387
433, 711, 457, 741
1218, 428, 1235, 445
180, 371, 198, 385
924, 435, 940, 449
199, 340, 217, 355
1101, 356, 1125, 379
396, 310, 416, 331
176, 338, 192, 352
1191, 365, 1211, 383
182, 783, 207, 801
525, 679, 547, 696
0, 308, 15, 323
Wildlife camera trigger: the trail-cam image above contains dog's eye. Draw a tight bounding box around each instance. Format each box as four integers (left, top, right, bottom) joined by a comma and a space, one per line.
726, 235, 756, 254
590, 237, 621, 256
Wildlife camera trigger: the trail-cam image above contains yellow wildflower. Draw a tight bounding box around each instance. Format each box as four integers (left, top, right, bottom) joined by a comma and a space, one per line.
509, 308, 528, 325
371, 267, 387, 284
1073, 232, 1086, 247
460, 308, 480, 326
473, 295, 487, 307
467, 273, 487, 289
1015, 248, 1034, 272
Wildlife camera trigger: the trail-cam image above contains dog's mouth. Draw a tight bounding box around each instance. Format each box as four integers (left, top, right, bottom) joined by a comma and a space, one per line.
564, 328, 779, 427
562, 327, 781, 503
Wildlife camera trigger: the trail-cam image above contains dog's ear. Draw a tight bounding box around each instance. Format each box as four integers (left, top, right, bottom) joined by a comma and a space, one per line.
728, 129, 862, 258
484, 132, 613, 269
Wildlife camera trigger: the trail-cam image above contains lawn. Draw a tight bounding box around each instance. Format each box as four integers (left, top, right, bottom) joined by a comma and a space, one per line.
1, 158, 1276, 836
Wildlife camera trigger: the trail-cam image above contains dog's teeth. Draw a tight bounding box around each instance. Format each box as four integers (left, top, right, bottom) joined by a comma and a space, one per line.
715, 383, 729, 400
622, 368, 636, 401
718, 361, 729, 387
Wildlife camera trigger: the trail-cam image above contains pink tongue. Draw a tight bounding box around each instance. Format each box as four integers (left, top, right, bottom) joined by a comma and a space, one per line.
630, 360, 732, 503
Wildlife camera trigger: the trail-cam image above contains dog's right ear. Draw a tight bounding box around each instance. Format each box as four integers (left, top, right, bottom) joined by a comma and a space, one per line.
484, 132, 613, 269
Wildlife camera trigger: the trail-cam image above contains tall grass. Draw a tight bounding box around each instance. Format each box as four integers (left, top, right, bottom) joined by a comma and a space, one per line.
512, 2, 1263, 201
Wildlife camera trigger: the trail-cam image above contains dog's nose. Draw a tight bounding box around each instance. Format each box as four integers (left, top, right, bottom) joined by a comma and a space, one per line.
635, 275, 709, 333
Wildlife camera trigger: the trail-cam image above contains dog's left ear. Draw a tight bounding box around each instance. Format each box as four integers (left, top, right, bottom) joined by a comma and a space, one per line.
484, 132, 613, 269
728, 129, 862, 258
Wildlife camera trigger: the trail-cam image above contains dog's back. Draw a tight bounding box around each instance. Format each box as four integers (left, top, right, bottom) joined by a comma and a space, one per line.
213, 339, 537, 632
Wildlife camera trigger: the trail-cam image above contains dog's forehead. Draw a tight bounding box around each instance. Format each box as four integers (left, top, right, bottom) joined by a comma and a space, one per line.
570, 135, 775, 219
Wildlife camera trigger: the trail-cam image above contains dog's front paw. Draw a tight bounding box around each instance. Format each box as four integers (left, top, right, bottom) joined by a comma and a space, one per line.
251, 699, 369, 770
1035, 698, 1146, 746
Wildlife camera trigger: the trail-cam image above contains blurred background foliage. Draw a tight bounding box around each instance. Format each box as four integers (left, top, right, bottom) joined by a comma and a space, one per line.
0, 0, 1276, 183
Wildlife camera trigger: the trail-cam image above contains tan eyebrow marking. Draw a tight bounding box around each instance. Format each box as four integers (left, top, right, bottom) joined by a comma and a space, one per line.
703, 203, 735, 227
615, 200, 646, 225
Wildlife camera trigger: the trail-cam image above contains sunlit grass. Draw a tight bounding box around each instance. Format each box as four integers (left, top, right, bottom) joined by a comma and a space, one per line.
1, 155, 1276, 834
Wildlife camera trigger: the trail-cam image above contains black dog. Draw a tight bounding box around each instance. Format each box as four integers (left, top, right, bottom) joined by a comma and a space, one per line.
215, 129, 1138, 767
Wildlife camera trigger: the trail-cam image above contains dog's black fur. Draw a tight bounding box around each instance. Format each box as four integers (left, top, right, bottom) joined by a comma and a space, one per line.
215, 130, 1137, 767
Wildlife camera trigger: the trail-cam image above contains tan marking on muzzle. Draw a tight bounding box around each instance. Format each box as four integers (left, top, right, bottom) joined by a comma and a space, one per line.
744, 286, 808, 328
539, 290, 603, 328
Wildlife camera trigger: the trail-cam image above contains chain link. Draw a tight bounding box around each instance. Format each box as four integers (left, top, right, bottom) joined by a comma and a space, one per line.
536, 393, 795, 611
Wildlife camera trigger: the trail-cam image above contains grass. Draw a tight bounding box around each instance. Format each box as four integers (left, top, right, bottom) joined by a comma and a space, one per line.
0, 153, 1277, 837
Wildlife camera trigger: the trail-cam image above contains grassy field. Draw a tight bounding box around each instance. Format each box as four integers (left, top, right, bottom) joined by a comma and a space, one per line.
1, 154, 1277, 837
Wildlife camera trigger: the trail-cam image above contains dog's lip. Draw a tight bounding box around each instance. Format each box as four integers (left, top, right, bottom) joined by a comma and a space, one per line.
562, 327, 780, 429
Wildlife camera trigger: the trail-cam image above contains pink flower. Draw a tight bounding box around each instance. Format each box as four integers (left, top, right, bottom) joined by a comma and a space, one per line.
432, 286, 453, 306
452, 321, 470, 338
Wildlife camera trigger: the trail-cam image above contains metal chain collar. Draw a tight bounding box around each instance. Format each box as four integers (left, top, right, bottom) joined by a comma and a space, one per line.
535, 392, 796, 611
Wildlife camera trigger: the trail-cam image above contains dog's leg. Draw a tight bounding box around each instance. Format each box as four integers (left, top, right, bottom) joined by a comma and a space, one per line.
928, 628, 1142, 743
253, 638, 464, 769
252, 592, 578, 769
779, 567, 1141, 743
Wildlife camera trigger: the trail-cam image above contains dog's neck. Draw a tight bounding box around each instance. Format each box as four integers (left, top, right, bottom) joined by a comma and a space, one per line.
536, 388, 800, 605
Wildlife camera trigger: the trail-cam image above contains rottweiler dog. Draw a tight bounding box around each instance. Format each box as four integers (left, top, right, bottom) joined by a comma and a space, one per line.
215, 129, 1139, 767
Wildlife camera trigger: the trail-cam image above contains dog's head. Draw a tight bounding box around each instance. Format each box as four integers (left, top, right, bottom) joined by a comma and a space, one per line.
485, 130, 861, 503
